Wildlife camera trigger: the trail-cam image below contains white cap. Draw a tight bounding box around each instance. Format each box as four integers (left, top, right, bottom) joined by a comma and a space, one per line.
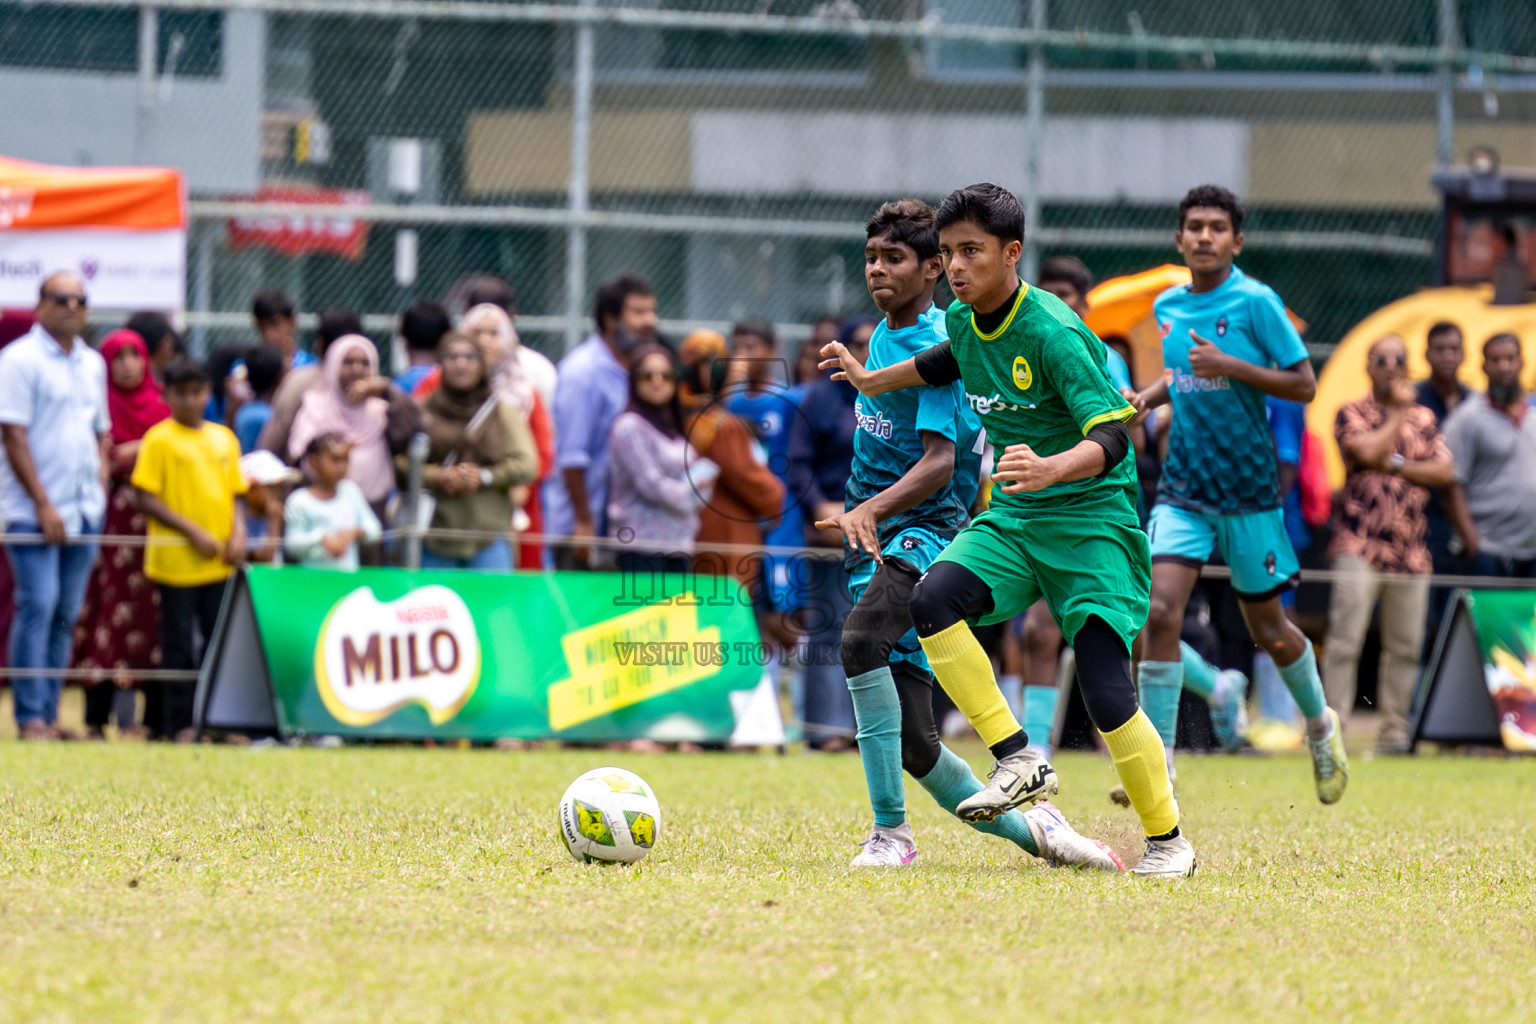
239, 450, 297, 487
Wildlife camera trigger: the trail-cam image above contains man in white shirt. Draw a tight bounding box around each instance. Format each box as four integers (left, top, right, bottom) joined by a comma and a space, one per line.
0, 272, 110, 739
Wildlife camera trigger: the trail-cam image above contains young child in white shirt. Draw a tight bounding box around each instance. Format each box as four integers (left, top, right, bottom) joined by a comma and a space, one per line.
284, 432, 382, 570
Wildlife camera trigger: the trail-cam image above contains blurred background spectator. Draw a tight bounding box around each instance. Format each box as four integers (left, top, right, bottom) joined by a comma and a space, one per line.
607, 343, 718, 580
408, 332, 537, 571
71, 329, 168, 739
1324, 334, 1452, 753
787, 315, 873, 751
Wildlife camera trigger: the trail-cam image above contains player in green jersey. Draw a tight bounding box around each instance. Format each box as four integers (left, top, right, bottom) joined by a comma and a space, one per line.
820, 183, 1194, 878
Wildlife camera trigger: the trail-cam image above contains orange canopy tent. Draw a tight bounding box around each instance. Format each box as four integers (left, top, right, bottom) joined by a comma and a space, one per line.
0, 156, 185, 310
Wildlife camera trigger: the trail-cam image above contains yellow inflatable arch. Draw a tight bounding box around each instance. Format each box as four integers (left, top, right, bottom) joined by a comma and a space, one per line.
1310, 285, 1536, 488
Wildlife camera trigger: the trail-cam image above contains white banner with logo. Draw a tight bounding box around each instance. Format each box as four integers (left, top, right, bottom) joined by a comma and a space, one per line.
0, 229, 185, 310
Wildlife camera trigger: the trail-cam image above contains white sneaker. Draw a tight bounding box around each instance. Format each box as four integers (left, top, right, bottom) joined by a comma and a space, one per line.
955, 748, 1059, 823
1130, 833, 1197, 879
1024, 801, 1125, 872
849, 822, 918, 868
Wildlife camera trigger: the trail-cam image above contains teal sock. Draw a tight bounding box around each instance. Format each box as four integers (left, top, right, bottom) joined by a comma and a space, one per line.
1276, 640, 1327, 720
1022, 685, 1058, 756
1179, 641, 1220, 701
846, 667, 905, 829
1137, 660, 1183, 748
916, 745, 1040, 857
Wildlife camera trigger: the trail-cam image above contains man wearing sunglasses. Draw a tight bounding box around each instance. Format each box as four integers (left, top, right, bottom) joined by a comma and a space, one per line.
1323, 334, 1452, 753
0, 272, 111, 740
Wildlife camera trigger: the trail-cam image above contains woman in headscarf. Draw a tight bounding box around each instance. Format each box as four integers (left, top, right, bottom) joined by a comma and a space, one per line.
288, 335, 407, 514
458, 304, 556, 569
607, 343, 718, 580
677, 330, 785, 593
402, 331, 538, 570
71, 330, 170, 738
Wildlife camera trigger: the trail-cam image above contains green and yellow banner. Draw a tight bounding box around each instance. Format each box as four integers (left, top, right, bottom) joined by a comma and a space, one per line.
195, 566, 776, 743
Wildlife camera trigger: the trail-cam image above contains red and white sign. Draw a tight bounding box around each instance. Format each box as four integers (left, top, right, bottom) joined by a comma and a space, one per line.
0, 155, 187, 310
226, 185, 371, 261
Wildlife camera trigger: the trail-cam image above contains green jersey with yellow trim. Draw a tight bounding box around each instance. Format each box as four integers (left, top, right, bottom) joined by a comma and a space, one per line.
944, 284, 1139, 522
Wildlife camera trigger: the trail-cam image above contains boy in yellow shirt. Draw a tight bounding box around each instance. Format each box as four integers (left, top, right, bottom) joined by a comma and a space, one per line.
132, 357, 247, 740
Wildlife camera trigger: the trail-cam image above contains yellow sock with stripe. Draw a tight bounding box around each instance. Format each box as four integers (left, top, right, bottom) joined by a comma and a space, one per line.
1102, 710, 1180, 838
918, 622, 1023, 749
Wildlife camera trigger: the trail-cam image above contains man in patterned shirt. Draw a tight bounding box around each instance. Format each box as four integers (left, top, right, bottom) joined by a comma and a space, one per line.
1323, 334, 1452, 753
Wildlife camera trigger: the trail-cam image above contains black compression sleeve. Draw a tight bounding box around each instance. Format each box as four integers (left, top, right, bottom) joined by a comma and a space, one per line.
1085, 420, 1130, 478
914, 340, 963, 386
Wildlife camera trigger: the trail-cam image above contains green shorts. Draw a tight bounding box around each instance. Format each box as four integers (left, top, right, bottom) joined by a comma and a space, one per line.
930, 508, 1151, 652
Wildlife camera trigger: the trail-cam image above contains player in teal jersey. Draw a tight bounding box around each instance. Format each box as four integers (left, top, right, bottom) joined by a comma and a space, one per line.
1126, 184, 1347, 804
822, 184, 1193, 878
815, 199, 1122, 872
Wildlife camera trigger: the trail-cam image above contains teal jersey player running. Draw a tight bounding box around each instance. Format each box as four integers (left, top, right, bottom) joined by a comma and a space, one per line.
844, 303, 981, 672
1130, 184, 1348, 806
817, 198, 1124, 873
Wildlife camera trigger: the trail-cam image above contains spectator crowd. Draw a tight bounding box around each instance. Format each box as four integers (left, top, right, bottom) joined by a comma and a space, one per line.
0, 266, 1531, 755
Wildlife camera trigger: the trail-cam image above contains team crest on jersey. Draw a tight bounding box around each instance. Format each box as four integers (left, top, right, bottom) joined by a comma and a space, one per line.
1011, 356, 1033, 391
902, 536, 919, 551
1216, 317, 1229, 337
1159, 321, 1171, 338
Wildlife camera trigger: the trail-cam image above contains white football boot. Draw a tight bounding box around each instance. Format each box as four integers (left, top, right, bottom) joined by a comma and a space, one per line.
955, 748, 1059, 823
1024, 801, 1125, 871
849, 822, 919, 868
1130, 832, 1198, 879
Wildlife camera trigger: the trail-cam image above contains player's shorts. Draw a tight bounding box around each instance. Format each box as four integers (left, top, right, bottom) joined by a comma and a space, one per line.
1146, 502, 1300, 600
930, 509, 1150, 654
847, 525, 950, 671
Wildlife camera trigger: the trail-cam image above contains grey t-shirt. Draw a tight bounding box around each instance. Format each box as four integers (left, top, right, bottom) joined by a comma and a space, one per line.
1443, 394, 1536, 558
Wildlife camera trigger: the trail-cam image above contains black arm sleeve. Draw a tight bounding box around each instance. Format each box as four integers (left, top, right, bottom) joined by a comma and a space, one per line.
913, 341, 963, 386
1085, 420, 1130, 478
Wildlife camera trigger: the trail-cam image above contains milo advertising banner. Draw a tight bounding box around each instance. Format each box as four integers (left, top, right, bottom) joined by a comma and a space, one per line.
1413, 590, 1536, 752
194, 567, 784, 744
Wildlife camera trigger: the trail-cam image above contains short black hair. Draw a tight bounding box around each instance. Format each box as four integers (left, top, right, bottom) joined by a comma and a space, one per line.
732, 318, 776, 348
865, 198, 940, 261
1178, 184, 1245, 233
935, 183, 1026, 245
1427, 320, 1464, 345
37, 271, 82, 302
1038, 255, 1094, 297
449, 274, 518, 317
303, 431, 349, 461
593, 272, 654, 333
162, 355, 211, 389
315, 307, 364, 355
252, 289, 294, 324
1483, 332, 1522, 358
401, 299, 451, 353
244, 345, 284, 396
123, 311, 181, 357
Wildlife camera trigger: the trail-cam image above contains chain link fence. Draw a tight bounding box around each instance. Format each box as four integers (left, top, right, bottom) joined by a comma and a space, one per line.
7, 0, 1536, 361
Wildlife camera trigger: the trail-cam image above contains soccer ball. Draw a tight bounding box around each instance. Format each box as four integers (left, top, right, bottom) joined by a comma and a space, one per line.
558, 766, 662, 864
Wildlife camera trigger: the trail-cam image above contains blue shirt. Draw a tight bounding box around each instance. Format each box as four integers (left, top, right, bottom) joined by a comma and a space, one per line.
1105, 345, 1132, 392
233, 400, 272, 454
0, 325, 109, 531
728, 385, 804, 547
394, 363, 433, 396
844, 304, 982, 542
544, 334, 630, 537
1266, 397, 1309, 552
1153, 266, 1309, 514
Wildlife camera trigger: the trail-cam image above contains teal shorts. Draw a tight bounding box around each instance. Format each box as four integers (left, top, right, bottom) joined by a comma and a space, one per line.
847, 525, 950, 672
1146, 502, 1300, 599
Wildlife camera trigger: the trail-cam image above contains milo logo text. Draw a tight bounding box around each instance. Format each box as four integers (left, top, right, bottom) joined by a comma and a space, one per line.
315, 585, 481, 726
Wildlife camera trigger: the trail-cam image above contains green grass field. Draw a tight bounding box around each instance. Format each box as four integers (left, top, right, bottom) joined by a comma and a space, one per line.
0, 742, 1531, 1023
